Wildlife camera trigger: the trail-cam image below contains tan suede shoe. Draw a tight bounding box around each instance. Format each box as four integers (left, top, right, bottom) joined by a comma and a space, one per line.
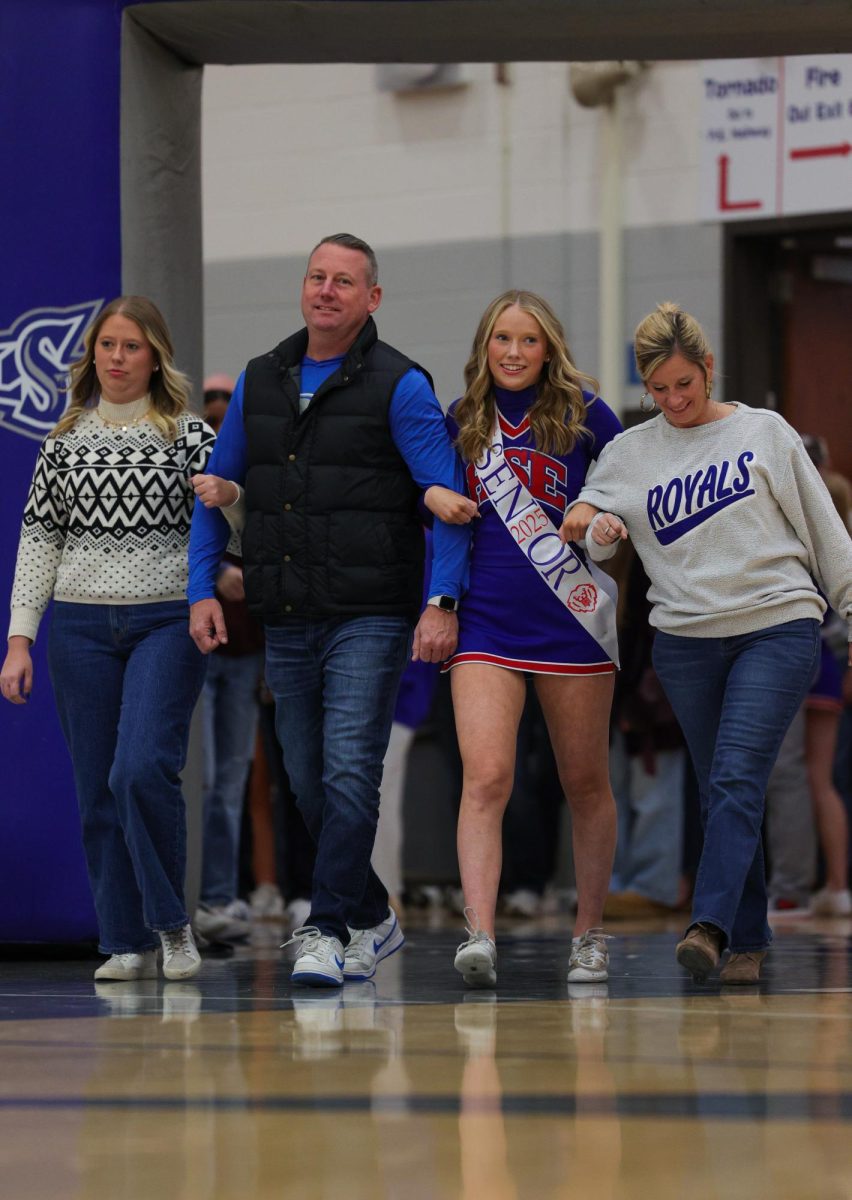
719, 951, 766, 985
675, 922, 723, 980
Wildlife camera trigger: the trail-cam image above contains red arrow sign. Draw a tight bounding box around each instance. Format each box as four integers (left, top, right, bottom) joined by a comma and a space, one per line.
789, 142, 852, 160
717, 155, 763, 212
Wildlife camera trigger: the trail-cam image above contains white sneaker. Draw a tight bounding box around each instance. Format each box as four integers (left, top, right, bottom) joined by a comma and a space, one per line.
809, 887, 852, 916
285, 926, 345, 987
567, 928, 610, 982
250, 883, 285, 918
502, 888, 541, 918
94, 951, 158, 982
224, 898, 253, 923
285, 897, 313, 929
454, 908, 497, 988
343, 909, 405, 980
194, 903, 251, 943
159, 924, 202, 980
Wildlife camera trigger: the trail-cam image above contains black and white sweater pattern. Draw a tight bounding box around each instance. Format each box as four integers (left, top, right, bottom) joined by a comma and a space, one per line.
9, 410, 216, 641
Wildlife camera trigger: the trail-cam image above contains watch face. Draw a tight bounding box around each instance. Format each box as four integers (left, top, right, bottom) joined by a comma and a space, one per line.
437, 596, 456, 611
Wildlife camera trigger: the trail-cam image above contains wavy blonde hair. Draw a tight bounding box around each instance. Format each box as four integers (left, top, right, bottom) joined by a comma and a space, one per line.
50, 296, 191, 440
453, 290, 598, 463
633, 301, 713, 386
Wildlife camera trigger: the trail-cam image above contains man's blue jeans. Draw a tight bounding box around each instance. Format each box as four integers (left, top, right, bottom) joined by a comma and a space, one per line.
263, 615, 412, 943
200, 651, 263, 907
653, 618, 820, 953
47, 601, 206, 954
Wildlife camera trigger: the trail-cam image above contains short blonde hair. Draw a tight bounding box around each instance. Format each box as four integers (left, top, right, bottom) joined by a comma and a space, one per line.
634, 301, 712, 385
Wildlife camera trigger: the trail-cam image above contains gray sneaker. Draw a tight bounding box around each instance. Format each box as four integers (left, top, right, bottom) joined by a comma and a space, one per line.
567, 928, 609, 982
194, 903, 251, 943
454, 908, 497, 988
159, 924, 202, 980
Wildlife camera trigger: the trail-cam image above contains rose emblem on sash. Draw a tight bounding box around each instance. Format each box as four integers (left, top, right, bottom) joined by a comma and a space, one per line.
567, 583, 597, 613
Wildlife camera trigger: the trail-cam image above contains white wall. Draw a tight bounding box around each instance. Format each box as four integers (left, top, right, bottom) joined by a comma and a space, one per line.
201, 60, 704, 263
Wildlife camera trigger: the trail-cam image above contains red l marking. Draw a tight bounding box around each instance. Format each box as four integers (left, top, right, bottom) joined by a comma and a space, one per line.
717, 155, 763, 211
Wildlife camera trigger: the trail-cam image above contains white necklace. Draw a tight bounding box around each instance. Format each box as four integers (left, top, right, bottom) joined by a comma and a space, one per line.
96, 394, 152, 433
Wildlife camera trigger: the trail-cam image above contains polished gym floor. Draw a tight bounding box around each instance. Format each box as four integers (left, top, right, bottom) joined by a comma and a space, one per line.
1, 910, 851, 1199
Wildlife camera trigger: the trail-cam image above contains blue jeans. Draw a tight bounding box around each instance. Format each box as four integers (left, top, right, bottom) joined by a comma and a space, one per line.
200, 651, 263, 906
653, 618, 820, 953
263, 615, 413, 943
47, 601, 206, 954
610, 729, 686, 907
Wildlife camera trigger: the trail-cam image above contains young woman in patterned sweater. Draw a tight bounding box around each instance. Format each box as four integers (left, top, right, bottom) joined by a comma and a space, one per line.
1, 296, 218, 982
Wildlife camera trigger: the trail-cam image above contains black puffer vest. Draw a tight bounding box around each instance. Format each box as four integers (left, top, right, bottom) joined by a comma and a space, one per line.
241, 318, 426, 623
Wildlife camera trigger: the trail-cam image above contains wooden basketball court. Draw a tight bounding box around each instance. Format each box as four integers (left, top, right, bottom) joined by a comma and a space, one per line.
2, 911, 850, 1198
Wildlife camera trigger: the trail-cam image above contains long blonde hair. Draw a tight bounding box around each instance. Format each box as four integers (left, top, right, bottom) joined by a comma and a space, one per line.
50, 296, 191, 440
453, 290, 598, 463
633, 301, 712, 387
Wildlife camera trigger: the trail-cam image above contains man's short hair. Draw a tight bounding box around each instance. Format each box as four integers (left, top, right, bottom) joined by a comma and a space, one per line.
310, 233, 378, 287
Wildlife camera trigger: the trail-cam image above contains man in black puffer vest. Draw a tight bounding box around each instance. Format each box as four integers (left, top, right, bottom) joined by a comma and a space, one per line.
189, 234, 471, 986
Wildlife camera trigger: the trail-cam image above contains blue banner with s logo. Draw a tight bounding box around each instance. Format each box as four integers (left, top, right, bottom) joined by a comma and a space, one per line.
0, 0, 135, 941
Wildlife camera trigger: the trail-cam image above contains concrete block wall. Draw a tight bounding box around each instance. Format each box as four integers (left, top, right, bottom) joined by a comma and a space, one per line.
201, 59, 722, 404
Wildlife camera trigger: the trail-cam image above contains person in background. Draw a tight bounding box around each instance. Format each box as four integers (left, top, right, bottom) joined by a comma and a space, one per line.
0, 297, 221, 982
563, 301, 852, 985
800, 434, 852, 917
193, 375, 266, 944
187, 233, 469, 987
426, 289, 622, 988
605, 545, 687, 918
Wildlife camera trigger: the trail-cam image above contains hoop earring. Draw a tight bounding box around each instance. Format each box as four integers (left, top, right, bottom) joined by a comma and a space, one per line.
639, 391, 656, 414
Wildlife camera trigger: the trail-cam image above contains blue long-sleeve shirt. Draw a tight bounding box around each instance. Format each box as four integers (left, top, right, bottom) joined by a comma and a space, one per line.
188, 358, 470, 605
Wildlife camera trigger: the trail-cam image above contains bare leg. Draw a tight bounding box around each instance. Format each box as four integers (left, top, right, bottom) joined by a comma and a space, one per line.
535, 672, 617, 937
806, 707, 848, 892
451, 665, 528, 938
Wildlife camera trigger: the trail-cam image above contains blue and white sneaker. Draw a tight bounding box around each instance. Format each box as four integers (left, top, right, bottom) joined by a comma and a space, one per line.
343, 909, 405, 980
285, 926, 345, 987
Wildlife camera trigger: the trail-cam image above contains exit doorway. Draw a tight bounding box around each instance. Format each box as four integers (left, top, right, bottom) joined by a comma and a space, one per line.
724, 212, 852, 479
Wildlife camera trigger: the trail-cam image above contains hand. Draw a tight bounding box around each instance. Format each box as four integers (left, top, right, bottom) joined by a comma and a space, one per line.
412, 605, 458, 663
191, 474, 240, 509
216, 564, 245, 602
189, 598, 228, 654
559, 502, 601, 544
588, 512, 628, 547
1, 637, 34, 704
424, 485, 478, 525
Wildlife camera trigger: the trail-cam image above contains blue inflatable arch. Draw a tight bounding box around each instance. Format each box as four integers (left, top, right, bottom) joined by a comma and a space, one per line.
3, 0, 851, 941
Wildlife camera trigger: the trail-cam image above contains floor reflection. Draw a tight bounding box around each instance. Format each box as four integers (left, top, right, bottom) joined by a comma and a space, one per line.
1, 922, 851, 1198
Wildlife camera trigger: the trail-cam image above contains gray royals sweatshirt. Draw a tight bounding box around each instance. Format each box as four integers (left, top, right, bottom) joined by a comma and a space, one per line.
574, 403, 852, 641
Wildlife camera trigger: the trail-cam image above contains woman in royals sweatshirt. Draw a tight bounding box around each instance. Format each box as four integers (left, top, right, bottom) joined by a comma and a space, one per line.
562, 301, 852, 986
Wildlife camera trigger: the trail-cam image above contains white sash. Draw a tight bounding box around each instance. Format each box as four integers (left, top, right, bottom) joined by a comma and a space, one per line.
474, 419, 620, 667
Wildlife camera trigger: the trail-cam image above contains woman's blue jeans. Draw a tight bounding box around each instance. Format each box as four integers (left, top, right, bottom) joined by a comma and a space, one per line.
653, 618, 820, 953
47, 601, 206, 954
263, 614, 413, 944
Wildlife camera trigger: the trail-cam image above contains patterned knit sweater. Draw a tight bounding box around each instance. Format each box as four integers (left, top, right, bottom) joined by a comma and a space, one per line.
9, 405, 217, 642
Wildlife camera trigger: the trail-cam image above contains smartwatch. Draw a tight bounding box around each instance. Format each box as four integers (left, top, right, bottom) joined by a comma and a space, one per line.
427, 594, 459, 613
